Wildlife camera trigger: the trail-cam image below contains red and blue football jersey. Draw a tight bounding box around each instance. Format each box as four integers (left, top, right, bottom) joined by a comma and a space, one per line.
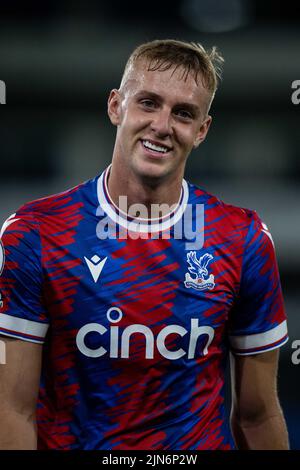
0, 166, 288, 450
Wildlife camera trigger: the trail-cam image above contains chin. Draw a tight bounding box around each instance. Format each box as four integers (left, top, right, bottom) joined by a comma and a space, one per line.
132, 158, 171, 182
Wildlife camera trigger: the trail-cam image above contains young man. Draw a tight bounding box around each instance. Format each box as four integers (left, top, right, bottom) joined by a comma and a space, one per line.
0, 39, 289, 450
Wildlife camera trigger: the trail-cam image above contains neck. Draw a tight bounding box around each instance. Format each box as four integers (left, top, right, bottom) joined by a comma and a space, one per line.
107, 163, 183, 218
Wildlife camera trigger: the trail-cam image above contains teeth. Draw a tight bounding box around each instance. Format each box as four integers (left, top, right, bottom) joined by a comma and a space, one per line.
143, 140, 169, 153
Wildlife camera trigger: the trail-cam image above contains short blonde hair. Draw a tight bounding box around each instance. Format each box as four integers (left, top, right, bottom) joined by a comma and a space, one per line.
121, 39, 224, 97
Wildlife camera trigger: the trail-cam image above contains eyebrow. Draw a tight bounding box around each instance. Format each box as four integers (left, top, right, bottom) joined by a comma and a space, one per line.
135, 90, 201, 117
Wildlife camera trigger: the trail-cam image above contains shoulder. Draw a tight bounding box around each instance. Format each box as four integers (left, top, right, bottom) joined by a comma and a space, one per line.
1, 177, 97, 236
187, 180, 261, 230
16, 180, 88, 218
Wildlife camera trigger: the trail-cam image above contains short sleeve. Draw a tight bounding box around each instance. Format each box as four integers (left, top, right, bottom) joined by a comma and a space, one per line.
229, 212, 288, 355
0, 212, 49, 343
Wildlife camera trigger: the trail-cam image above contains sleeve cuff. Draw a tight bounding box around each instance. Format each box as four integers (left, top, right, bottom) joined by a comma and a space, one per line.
229, 320, 288, 355
0, 313, 49, 344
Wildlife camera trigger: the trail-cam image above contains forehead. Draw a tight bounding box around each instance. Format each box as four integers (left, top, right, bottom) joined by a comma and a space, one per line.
122, 59, 210, 109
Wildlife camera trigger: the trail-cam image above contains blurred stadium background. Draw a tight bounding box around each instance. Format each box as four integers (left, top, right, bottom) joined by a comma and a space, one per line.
0, 0, 299, 449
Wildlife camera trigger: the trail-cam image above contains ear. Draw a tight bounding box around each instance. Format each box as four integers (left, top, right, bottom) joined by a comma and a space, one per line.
107, 89, 122, 126
193, 115, 212, 148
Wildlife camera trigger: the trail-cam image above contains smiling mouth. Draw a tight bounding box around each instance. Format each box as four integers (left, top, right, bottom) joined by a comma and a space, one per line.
141, 139, 172, 155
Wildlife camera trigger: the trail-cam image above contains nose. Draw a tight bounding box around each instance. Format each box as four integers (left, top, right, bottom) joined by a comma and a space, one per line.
150, 107, 172, 138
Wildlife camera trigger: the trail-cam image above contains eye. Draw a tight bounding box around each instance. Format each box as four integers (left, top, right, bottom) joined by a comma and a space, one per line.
140, 99, 156, 109
175, 109, 193, 120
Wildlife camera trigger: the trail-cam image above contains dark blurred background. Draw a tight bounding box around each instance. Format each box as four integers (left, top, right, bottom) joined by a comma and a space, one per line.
0, 0, 299, 448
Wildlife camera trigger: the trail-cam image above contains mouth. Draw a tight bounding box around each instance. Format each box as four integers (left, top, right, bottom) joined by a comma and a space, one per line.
140, 139, 172, 158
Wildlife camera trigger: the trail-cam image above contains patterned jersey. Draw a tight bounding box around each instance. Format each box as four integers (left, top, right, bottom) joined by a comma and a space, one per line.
0, 166, 288, 450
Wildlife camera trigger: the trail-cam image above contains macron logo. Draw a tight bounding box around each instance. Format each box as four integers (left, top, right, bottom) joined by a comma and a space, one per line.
84, 255, 107, 283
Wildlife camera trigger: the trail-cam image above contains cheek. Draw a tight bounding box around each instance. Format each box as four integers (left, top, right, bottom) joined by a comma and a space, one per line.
117, 115, 145, 149
125, 113, 150, 137
178, 129, 197, 150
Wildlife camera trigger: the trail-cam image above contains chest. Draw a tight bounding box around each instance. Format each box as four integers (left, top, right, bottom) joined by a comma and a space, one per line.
41, 222, 242, 364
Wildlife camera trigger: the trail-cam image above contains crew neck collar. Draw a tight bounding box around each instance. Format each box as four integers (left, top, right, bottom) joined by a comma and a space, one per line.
97, 165, 189, 233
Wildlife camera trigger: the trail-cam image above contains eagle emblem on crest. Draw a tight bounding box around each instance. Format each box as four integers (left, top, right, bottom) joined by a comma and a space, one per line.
184, 251, 215, 291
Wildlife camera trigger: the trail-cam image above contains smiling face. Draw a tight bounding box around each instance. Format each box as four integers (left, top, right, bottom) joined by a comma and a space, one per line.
107, 59, 212, 187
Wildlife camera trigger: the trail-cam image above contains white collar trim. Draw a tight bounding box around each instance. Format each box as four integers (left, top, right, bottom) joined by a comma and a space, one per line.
97, 166, 189, 233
